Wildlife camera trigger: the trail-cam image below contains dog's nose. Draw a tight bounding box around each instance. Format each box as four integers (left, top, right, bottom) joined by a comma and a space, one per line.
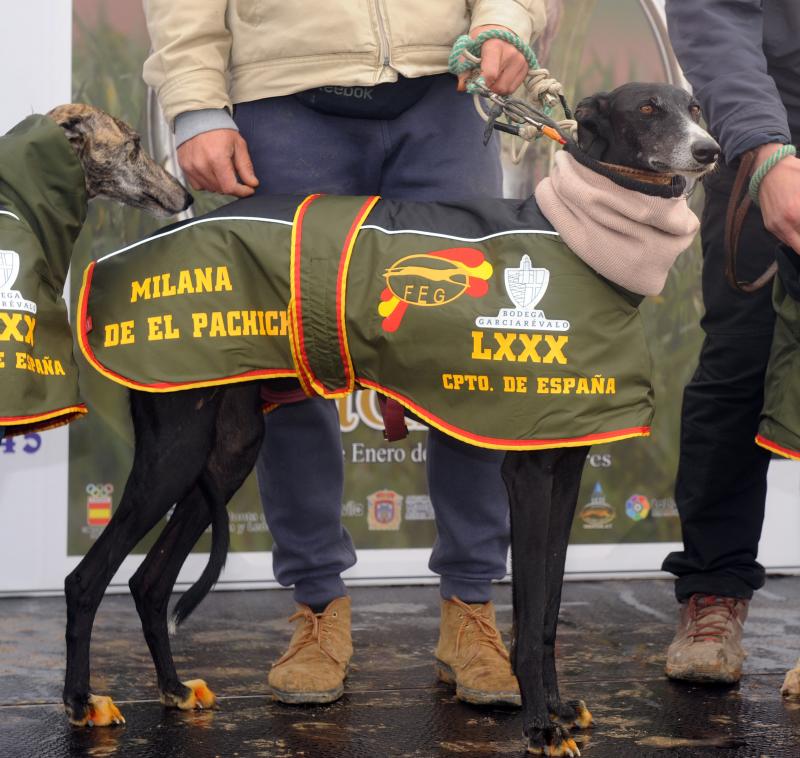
181, 192, 194, 211
691, 140, 720, 165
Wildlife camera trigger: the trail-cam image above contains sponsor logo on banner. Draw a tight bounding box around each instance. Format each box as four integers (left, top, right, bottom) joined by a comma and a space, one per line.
0, 250, 36, 313
342, 500, 365, 517
579, 482, 616, 529
367, 489, 403, 530
651, 497, 679, 518
0, 433, 41, 454
625, 494, 651, 522
86, 483, 114, 527
586, 453, 612, 469
405, 494, 435, 521
379, 248, 492, 332
475, 255, 569, 332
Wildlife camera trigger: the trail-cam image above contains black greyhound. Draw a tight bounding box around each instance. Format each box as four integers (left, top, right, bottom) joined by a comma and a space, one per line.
63, 83, 719, 755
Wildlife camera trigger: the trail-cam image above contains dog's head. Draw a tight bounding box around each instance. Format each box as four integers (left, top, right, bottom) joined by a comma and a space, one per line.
574, 82, 719, 178
47, 104, 192, 216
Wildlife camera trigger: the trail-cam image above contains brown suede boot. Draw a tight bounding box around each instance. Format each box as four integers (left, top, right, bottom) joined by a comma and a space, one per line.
435, 597, 520, 706
268, 596, 352, 703
665, 594, 749, 684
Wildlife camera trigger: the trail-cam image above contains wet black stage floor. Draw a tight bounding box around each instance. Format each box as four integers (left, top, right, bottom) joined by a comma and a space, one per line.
2, 578, 800, 758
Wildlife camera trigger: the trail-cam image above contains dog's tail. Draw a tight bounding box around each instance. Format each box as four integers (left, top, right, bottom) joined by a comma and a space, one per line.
169, 472, 230, 632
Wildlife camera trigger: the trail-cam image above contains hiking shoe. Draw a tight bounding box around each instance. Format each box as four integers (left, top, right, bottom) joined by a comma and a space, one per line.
435, 597, 521, 706
268, 596, 352, 703
665, 594, 749, 684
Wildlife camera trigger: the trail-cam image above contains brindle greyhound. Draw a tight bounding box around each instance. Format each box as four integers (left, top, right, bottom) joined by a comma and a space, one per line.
62, 84, 718, 755
47, 104, 191, 217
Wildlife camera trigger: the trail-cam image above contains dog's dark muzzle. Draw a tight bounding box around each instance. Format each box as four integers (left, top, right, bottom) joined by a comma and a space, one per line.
691, 139, 720, 165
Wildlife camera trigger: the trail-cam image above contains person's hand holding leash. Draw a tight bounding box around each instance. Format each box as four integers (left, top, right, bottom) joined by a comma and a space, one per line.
177, 128, 259, 198
754, 142, 800, 254
458, 25, 529, 95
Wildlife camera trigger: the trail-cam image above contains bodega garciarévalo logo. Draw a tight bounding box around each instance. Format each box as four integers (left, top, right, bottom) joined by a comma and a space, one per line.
378, 247, 492, 332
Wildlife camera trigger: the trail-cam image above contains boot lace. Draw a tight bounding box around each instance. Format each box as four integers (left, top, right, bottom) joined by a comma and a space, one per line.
451, 597, 510, 664
275, 605, 344, 666
688, 595, 740, 642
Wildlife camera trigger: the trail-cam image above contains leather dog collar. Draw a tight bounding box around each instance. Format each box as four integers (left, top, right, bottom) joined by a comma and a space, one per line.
564, 141, 686, 198
597, 161, 677, 186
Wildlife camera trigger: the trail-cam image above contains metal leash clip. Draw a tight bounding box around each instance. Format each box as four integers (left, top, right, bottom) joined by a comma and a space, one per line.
473, 81, 572, 148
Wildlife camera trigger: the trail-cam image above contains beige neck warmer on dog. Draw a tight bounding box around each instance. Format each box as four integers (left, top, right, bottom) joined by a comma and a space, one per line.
534, 150, 700, 296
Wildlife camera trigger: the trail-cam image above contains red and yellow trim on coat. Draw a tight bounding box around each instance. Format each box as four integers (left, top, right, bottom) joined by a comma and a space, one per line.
755, 434, 800, 461
335, 195, 381, 395
76, 261, 298, 393
288, 193, 380, 399
1, 404, 88, 437
357, 378, 651, 451
287, 194, 321, 397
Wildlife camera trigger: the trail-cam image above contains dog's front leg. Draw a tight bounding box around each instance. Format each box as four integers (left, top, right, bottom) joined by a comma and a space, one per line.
63, 390, 220, 726
541, 447, 592, 734
503, 450, 579, 756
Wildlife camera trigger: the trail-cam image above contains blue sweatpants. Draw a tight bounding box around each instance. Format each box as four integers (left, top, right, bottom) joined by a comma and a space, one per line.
235, 75, 510, 606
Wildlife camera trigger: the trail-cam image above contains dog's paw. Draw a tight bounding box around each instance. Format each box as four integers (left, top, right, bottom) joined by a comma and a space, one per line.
781, 666, 800, 699
67, 694, 125, 727
526, 724, 580, 756
549, 699, 592, 730
161, 679, 217, 710
570, 700, 593, 729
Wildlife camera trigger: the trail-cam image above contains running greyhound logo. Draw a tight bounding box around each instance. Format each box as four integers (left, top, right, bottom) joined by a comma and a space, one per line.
0, 250, 36, 314
379, 247, 492, 332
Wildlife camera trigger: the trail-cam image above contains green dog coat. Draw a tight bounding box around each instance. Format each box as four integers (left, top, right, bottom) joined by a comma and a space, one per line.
78, 192, 656, 450
757, 246, 800, 460
0, 115, 87, 437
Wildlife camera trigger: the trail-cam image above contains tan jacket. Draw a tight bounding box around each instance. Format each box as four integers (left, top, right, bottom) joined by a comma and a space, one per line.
143, 0, 547, 125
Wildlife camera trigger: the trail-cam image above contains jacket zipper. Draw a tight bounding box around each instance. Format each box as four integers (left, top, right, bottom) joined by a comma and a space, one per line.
373, 0, 391, 68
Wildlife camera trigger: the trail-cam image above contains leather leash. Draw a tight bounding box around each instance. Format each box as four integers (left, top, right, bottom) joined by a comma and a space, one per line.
724, 149, 777, 293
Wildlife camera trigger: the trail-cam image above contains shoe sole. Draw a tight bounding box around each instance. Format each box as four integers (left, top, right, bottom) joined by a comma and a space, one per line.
270, 684, 344, 704
665, 666, 741, 685
270, 666, 348, 704
435, 660, 521, 707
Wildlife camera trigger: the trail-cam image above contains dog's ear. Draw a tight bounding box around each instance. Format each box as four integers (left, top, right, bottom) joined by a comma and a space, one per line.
47, 105, 93, 155
574, 92, 612, 160
58, 117, 89, 153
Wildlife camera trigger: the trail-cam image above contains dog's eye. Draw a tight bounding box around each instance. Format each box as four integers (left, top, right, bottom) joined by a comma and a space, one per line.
689, 104, 702, 120
639, 104, 655, 115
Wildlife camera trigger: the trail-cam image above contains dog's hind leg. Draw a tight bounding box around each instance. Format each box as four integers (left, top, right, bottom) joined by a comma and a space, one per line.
503, 450, 579, 757
129, 383, 265, 711
541, 447, 592, 734
63, 389, 221, 727
128, 487, 216, 711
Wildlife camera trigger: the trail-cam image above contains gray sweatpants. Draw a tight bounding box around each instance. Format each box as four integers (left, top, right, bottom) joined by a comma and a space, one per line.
234, 74, 510, 607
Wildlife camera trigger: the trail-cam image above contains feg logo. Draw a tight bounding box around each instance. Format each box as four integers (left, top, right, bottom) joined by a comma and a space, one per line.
379, 247, 492, 332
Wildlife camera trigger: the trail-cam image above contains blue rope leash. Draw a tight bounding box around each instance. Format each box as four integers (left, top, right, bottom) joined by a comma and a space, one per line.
749, 144, 797, 205
448, 29, 541, 97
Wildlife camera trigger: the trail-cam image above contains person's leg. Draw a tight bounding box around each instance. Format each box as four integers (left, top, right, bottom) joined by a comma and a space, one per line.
381, 75, 507, 604
380, 76, 518, 704
234, 97, 383, 701
662, 161, 777, 683
235, 95, 383, 608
